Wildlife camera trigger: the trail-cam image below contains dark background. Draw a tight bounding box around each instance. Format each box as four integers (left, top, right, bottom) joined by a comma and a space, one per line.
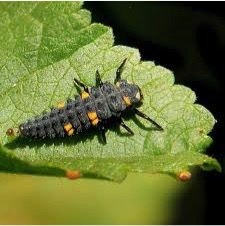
85, 2, 225, 224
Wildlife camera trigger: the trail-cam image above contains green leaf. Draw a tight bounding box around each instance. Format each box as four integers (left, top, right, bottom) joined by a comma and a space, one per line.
0, 2, 221, 182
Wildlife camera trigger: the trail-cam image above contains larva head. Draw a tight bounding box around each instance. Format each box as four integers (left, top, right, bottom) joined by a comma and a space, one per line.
116, 79, 143, 108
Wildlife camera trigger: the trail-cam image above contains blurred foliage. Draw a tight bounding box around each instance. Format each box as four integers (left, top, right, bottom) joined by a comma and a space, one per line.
0, 173, 190, 224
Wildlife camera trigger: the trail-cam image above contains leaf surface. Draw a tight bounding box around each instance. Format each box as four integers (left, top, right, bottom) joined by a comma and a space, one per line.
0, 2, 220, 182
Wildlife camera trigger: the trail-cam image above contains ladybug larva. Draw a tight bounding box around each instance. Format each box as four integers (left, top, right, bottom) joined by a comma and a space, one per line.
6, 59, 163, 144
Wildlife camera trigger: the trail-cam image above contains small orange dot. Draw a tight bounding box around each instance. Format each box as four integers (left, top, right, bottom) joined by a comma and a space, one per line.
6, 128, 14, 136
177, 171, 192, 181
66, 170, 81, 180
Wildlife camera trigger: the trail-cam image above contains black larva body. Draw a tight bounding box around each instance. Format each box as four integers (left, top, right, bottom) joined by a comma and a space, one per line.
8, 59, 163, 143
19, 81, 140, 139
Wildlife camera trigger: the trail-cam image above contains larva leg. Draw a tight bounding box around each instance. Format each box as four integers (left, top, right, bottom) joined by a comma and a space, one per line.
73, 78, 89, 93
114, 58, 127, 84
119, 118, 134, 135
95, 70, 103, 87
134, 108, 163, 131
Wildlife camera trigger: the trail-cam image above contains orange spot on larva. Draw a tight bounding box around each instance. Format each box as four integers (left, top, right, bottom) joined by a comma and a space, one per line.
64, 123, 73, 132
92, 117, 99, 126
68, 128, 74, 136
87, 111, 98, 121
123, 96, 132, 106
177, 171, 192, 181
81, 91, 90, 99
66, 170, 81, 180
57, 101, 65, 109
